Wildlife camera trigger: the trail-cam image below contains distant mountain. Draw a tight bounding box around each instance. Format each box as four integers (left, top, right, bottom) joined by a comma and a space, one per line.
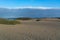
0, 8, 60, 18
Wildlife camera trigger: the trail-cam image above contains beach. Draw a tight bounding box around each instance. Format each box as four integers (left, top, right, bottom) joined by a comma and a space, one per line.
0, 20, 60, 40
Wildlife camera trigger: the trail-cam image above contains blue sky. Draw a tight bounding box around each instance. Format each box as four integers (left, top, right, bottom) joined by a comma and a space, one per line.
0, 0, 60, 8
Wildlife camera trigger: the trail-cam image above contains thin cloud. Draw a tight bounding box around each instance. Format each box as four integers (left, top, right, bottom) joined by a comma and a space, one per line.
10, 6, 54, 9
0, 6, 59, 9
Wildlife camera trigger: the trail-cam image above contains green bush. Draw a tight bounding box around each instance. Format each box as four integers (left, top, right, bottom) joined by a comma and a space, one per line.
0, 18, 20, 25
16, 17, 32, 20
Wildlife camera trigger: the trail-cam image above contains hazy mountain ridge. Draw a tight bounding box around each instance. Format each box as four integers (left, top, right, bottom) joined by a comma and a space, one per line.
0, 8, 60, 18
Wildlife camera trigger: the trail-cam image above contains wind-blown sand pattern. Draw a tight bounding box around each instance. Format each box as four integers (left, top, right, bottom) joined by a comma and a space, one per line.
0, 20, 60, 40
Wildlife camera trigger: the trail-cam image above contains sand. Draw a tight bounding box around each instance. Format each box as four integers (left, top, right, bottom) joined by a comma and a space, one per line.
0, 20, 60, 40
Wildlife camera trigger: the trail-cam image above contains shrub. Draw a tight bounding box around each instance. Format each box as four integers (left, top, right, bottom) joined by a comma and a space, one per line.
16, 17, 32, 20
0, 18, 20, 25
36, 19, 40, 21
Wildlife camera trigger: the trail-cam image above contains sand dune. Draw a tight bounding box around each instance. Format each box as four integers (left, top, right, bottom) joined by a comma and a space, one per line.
0, 20, 60, 40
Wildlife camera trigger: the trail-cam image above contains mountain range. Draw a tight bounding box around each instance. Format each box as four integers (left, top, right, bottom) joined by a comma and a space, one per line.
0, 8, 60, 18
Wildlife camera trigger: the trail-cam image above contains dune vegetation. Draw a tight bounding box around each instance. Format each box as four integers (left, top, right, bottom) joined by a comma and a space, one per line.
0, 18, 20, 25
16, 17, 32, 20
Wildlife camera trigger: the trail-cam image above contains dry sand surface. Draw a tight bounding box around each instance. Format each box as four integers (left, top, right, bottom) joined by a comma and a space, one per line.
0, 20, 60, 40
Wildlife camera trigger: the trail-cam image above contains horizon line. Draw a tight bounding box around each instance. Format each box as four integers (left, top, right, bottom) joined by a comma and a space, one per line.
0, 6, 60, 9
